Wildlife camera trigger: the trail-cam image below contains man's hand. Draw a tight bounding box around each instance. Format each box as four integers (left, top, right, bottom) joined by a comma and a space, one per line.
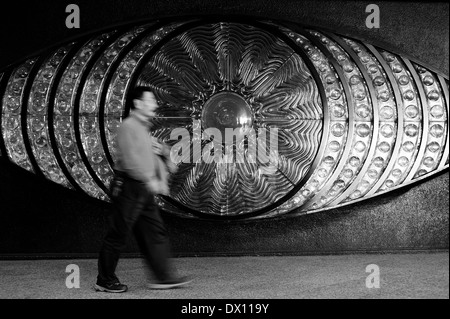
146, 180, 170, 195
151, 137, 164, 155
166, 160, 178, 174
160, 183, 170, 196
145, 180, 161, 194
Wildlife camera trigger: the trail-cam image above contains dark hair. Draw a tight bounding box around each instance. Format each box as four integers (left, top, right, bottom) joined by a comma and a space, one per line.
129, 86, 154, 110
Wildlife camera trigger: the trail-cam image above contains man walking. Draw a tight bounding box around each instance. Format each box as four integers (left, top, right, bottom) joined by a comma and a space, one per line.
95, 86, 190, 292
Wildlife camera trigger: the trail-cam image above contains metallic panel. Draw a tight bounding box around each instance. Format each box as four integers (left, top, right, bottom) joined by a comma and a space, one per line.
0, 17, 448, 219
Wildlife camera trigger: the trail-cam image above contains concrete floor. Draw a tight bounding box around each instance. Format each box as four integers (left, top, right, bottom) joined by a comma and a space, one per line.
0, 252, 448, 299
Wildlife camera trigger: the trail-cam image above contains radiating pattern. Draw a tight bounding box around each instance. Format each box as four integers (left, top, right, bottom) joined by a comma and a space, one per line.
0, 18, 448, 220
138, 23, 322, 215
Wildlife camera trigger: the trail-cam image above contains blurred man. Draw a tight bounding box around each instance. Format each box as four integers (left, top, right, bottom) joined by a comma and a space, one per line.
95, 86, 190, 293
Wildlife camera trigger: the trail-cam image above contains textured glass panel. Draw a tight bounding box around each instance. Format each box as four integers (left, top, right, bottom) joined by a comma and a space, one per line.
413, 65, 447, 177
0, 18, 447, 219
79, 26, 149, 192
275, 30, 346, 214
370, 51, 423, 192
27, 45, 74, 187
55, 34, 115, 200
1, 59, 38, 172
104, 23, 184, 174
302, 31, 374, 209
337, 39, 398, 200
137, 23, 323, 216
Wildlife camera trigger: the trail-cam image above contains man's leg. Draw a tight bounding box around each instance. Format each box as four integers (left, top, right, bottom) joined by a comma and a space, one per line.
133, 192, 192, 289
132, 194, 173, 282
96, 206, 128, 286
96, 176, 142, 292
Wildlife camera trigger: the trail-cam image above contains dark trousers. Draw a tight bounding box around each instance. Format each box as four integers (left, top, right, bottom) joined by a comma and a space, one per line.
97, 172, 173, 284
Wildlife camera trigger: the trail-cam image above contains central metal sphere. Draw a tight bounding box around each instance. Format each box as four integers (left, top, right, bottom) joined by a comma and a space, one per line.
201, 92, 254, 140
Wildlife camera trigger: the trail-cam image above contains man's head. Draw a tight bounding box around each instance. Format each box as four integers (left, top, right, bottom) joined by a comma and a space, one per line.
130, 86, 159, 119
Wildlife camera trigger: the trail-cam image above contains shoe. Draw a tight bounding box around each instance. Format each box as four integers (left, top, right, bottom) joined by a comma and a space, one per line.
94, 282, 128, 293
148, 276, 192, 290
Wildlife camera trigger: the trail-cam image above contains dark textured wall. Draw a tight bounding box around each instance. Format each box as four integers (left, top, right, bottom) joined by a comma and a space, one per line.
0, 0, 448, 257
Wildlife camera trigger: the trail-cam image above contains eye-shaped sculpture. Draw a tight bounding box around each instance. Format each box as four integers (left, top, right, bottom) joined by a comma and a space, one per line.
0, 18, 448, 220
